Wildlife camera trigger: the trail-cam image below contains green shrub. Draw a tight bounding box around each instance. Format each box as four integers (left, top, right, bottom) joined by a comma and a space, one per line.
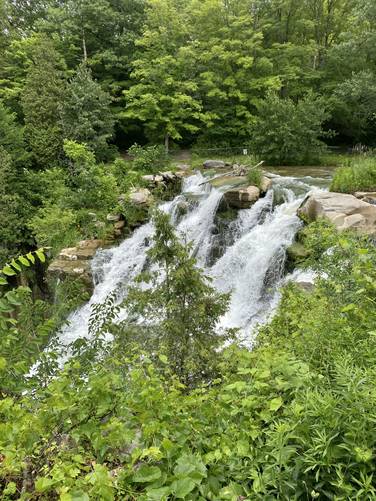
109, 157, 143, 193
28, 205, 79, 253
246, 167, 262, 187
2, 223, 376, 499
250, 92, 332, 165
128, 143, 170, 172
330, 156, 376, 193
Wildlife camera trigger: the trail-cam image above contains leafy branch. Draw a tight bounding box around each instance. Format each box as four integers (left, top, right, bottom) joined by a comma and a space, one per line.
0, 248, 47, 285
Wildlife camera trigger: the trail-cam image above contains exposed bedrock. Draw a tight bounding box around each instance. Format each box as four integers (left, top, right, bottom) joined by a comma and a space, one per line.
298, 191, 376, 233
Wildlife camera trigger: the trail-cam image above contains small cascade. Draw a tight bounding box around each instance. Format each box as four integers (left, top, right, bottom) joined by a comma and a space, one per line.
209, 188, 304, 343
54, 171, 321, 352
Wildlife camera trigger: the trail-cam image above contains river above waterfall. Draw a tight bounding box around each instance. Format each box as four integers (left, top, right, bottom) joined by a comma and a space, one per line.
54, 169, 329, 353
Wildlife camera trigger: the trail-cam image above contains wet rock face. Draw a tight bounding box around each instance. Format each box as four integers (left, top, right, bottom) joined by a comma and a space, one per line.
48, 240, 111, 292
223, 186, 260, 209
207, 207, 238, 265
298, 192, 376, 233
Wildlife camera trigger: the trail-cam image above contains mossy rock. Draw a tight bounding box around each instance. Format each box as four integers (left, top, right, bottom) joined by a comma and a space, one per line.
286, 242, 311, 270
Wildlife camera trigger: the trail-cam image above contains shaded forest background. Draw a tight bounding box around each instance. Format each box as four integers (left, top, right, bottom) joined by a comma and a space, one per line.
1, 0, 376, 156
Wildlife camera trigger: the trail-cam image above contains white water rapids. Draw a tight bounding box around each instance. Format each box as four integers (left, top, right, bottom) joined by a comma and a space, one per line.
54, 171, 323, 351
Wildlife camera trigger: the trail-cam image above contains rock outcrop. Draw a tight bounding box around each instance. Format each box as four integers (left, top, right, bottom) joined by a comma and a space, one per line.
223, 185, 260, 209
354, 192, 376, 205
298, 192, 376, 233
286, 242, 311, 270
129, 188, 153, 206
260, 176, 272, 194
140, 170, 186, 194
48, 240, 110, 291
203, 160, 227, 169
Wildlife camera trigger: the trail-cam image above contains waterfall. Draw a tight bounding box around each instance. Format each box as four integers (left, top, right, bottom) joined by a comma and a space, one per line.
55, 171, 319, 351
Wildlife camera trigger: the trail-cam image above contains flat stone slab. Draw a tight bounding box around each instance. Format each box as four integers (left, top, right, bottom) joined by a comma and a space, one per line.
298, 191, 376, 233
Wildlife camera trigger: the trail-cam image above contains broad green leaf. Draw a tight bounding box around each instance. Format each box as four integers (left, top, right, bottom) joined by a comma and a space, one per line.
158, 354, 168, 364
236, 440, 249, 457
269, 397, 283, 412
133, 465, 162, 483
19, 256, 31, 267
36, 249, 46, 263
172, 478, 196, 498
10, 259, 21, 271
145, 486, 172, 501
61, 492, 90, 501
26, 252, 35, 264
35, 477, 54, 492
0, 277, 7, 285
2, 266, 16, 276
3, 482, 16, 495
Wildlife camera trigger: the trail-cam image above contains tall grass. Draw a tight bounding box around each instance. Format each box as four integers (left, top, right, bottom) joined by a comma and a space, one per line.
331, 157, 376, 193
246, 166, 263, 188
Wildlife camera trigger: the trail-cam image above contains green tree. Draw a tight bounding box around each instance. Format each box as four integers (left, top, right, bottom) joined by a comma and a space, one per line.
123, 0, 215, 151
124, 210, 232, 386
0, 148, 30, 263
187, 0, 280, 146
0, 100, 26, 163
250, 92, 331, 164
60, 63, 115, 160
331, 71, 376, 143
21, 37, 67, 168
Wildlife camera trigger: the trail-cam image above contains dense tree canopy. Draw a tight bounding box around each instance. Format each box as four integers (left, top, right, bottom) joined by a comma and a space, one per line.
0, 0, 375, 151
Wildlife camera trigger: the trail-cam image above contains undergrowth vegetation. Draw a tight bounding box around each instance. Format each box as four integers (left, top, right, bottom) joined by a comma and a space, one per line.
246, 167, 263, 188
331, 156, 376, 193
1, 219, 376, 499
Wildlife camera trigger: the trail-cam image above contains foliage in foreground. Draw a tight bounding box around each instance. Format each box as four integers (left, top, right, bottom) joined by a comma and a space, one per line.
1, 221, 376, 499
331, 156, 376, 193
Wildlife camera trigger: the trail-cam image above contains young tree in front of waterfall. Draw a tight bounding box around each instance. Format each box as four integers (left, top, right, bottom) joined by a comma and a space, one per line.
123, 210, 233, 387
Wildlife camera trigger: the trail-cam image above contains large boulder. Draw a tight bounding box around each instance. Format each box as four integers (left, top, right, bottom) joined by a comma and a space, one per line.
298, 192, 376, 233
260, 176, 272, 194
203, 160, 226, 169
129, 188, 153, 206
223, 185, 260, 209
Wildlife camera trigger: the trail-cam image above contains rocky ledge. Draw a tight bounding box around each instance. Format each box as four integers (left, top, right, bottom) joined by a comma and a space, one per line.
48, 240, 111, 291
140, 170, 188, 191
48, 170, 188, 290
298, 191, 376, 233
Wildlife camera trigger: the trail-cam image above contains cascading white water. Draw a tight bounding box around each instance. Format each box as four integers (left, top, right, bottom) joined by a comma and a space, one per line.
55, 171, 320, 351
209, 188, 303, 344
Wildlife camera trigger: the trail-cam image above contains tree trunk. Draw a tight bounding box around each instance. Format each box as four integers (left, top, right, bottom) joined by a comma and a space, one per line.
82, 31, 88, 62
164, 133, 170, 155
